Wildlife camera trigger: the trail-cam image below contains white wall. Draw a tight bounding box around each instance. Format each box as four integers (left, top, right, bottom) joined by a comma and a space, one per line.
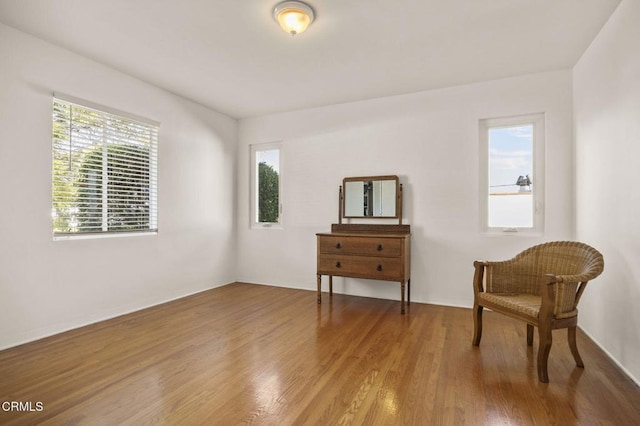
0, 23, 238, 350
237, 70, 575, 307
574, 0, 640, 384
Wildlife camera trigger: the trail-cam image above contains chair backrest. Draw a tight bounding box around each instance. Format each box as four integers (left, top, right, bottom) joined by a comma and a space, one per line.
488, 241, 604, 296
522, 240, 603, 276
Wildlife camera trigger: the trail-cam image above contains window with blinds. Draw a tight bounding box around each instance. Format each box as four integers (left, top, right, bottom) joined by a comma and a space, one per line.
52, 97, 158, 238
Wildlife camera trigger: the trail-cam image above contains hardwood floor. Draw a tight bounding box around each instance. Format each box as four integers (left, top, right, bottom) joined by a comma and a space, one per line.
1, 282, 639, 425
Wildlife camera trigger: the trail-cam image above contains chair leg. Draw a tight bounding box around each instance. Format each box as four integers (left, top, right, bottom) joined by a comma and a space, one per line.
568, 326, 584, 368
537, 323, 552, 383
527, 324, 534, 346
472, 303, 483, 346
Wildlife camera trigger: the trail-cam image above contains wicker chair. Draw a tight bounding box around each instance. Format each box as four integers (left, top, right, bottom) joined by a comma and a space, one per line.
472, 241, 604, 382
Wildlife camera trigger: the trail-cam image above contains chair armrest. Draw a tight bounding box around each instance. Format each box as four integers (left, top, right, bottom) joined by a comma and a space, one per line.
539, 274, 557, 320
476, 257, 532, 294
473, 261, 487, 294
541, 274, 587, 319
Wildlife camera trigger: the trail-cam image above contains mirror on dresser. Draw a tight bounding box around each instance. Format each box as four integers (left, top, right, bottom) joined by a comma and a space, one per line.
342, 175, 399, 218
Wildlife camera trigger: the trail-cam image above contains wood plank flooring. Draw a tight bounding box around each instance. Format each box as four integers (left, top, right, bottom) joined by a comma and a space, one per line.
1, 282, 639, 425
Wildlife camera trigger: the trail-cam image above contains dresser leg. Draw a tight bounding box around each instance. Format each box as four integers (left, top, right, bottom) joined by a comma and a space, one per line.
329, 276, 333, 296
407, 278, 411, 305
317, 274, 322, 304
400, 281, 406, 315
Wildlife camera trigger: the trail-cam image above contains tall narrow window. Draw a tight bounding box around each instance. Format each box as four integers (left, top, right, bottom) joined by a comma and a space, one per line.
480, 114, 544, 233
52, 96, 158, 238
250, 143, 281, 228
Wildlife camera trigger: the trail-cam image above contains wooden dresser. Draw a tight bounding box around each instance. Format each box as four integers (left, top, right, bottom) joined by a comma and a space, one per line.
317, 224, 411, 314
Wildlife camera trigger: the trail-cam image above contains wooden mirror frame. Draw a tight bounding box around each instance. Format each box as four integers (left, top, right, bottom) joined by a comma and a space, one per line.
339, 175, 402, 224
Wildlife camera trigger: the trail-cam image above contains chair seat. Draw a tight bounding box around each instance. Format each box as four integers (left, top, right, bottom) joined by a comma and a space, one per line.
477, 293, 541, 320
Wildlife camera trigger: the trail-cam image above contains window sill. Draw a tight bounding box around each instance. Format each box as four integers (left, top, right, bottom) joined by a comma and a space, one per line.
483, 228, 543, 237
53, 231, 157, 241
251, 223, 283, 230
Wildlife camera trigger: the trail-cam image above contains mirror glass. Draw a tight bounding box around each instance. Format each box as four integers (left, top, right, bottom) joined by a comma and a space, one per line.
343, 176, 398, 218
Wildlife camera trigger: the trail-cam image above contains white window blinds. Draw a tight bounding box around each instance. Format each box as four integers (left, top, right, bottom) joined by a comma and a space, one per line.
52, 97, 158, 237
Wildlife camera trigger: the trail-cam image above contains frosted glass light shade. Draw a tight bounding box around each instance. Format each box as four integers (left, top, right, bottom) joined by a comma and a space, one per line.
273, 1, 315, 36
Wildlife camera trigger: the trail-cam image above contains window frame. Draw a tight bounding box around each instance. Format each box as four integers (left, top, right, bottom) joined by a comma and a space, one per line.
479, 113, 545, 235
250, 142, 283, 229
51, 94, 159, 240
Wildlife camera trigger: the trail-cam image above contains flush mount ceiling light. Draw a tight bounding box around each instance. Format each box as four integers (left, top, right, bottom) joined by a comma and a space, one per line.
273, 1, 315, 36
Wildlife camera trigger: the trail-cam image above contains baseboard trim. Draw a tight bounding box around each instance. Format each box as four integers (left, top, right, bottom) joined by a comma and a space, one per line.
578, 326, 640, 388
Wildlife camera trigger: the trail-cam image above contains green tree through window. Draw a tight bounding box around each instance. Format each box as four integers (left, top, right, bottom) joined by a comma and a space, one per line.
258, 161, 279, 223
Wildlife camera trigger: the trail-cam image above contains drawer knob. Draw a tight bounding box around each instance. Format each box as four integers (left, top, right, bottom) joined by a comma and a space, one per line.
377, 244, 383, 251
336, 261, 342, 268
377, 264, 383, 271
335, 242, 341, 249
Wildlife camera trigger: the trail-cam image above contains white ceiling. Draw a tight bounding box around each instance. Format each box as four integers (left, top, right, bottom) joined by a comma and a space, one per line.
0, 0, 621, 119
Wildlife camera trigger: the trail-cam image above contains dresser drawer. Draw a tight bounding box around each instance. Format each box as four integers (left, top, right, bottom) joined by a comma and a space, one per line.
318, 235, 402, 257
318, 254, 403, 281
316, 226, 411, 314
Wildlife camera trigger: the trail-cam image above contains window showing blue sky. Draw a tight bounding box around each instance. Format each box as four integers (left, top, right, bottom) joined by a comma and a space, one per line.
257, 149, 279, 173
488, 125, 532, 193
